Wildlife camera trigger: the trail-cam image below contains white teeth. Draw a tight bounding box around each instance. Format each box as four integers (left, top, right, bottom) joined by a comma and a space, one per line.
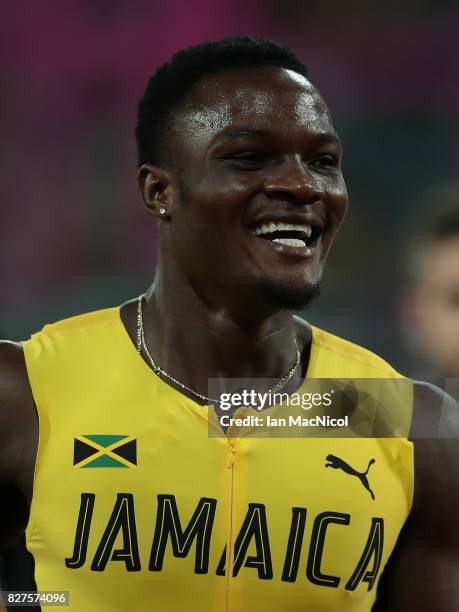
273, 238, 307, 247
253, 222, 313, 236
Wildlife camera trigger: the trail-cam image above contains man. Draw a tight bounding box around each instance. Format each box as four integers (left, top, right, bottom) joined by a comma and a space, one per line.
0, 36, 458, 611
400, 197, 459, 386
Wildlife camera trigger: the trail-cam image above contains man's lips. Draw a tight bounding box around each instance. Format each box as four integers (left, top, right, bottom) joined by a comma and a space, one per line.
249, 212, 325, 235
249, 228, 322, 258
255, 221, 312, 243
248, 216, 324, 258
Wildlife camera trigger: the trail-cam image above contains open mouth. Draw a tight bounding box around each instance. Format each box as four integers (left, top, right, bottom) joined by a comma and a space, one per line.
250, 222, 322, 250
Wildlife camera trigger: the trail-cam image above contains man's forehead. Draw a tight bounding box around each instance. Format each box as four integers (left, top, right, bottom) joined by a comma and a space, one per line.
174, 66, 333, 138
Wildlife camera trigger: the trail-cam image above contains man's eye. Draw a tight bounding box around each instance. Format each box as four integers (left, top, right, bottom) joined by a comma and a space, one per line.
228, 152, 270, 168
311, 155, 339, 169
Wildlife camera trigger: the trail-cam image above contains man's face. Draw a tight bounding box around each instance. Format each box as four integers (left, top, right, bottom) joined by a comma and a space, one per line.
162, 66, 348, 312
409, 237, 459, 377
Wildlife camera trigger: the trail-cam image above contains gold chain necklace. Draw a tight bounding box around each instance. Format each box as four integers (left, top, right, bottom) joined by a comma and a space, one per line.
136, 294, 301, 407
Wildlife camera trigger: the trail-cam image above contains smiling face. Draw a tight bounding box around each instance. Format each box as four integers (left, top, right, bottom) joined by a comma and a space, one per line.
152, 66, 348, 314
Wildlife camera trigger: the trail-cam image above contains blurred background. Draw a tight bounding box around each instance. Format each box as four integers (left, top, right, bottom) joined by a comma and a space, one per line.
1, 0, 458, 377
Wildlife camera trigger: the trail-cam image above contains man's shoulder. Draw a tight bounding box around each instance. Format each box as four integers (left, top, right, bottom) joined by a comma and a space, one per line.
21, 306, 129, 390
309, 324, 402, 378
0, 340, 28, 386
0, 341, 36, 480
25, 306, 120, 342
0, 341, 32, 404
411, 379, 459, 438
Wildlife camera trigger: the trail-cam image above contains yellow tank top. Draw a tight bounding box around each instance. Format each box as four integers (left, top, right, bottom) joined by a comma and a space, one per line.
22, 307, 413, 612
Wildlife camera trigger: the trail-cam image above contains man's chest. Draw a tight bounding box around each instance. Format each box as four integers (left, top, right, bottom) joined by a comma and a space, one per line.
27, 411, 413, 611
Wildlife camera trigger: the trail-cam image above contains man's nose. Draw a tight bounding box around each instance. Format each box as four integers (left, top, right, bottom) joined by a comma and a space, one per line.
263, 157, 323, 204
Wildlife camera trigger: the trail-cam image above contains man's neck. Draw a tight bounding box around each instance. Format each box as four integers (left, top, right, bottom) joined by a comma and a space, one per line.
120, 280, 311, 402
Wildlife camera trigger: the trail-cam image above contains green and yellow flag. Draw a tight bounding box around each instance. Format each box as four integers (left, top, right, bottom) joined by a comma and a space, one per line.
73, 434, 137, 468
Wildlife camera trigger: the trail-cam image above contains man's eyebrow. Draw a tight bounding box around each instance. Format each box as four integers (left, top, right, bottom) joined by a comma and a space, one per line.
217, 128, 341, 146
219, 128, 271, 141
313, 132, 342, 146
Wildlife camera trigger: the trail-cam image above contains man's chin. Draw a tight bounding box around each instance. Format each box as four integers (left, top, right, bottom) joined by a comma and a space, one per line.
257, 279, 321, 311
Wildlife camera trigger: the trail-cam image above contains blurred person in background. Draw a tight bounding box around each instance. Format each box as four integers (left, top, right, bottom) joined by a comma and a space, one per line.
400, 184, 459, 397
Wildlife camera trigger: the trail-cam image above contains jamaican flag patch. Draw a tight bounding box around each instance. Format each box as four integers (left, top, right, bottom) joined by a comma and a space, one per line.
73, 435, 137, 468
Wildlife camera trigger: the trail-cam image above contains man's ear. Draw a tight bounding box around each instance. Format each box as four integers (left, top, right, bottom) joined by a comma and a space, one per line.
137, 164, 174, 218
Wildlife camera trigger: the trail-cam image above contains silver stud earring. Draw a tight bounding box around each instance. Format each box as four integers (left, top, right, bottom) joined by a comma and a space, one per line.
159, 207, 166, 215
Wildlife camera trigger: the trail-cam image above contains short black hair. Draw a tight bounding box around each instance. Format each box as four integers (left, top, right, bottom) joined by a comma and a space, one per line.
135, 36, 308, 167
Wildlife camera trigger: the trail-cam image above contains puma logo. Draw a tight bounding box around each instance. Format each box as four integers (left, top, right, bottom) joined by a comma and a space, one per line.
325, 454, 376, 500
